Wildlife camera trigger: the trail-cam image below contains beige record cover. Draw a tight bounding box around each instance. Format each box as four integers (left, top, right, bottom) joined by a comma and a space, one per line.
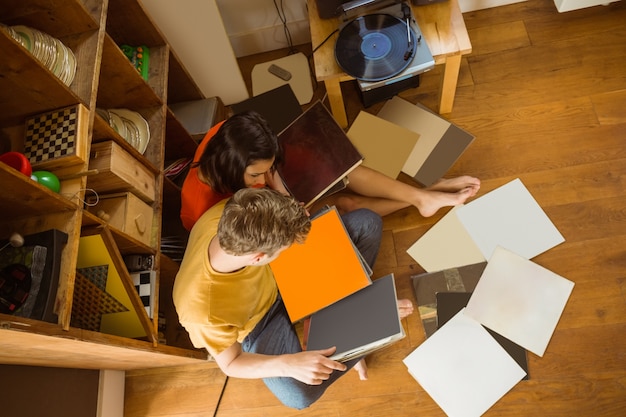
406, 205, 486, 272
347, 111, 420, 179
377, 96, 450, 178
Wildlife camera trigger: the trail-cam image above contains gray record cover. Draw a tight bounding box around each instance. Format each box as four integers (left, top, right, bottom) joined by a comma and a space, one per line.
306, 273, 404, 362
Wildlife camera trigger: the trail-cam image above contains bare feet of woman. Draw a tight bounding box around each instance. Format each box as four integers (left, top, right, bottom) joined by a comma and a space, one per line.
354, 358, 368, 380
416, 176, 481, 217
427, 176, 481, 194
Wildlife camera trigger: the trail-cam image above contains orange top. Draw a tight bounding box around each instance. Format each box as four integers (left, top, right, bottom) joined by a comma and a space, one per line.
180, 120, 230, 231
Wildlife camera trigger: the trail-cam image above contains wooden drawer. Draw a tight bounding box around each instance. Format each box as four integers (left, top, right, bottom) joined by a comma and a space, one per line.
86, 192, 154, 247
88, 141, 156, 203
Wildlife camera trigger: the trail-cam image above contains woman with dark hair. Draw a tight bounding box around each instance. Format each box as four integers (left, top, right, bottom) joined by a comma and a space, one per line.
180, 110, 480, 231
180, 111, 287, 231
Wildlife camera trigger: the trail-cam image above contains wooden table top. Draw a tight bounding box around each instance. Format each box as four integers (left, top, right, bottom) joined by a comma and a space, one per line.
307, 0, 472, 81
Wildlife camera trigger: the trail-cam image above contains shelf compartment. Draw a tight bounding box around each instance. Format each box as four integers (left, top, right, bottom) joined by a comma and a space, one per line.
97, 35, 163, 110
165, 108, 199, 161
0, 163, 78, 222
92, 106, 160, 174
0, 32, 83, 125
0, 0, 100, 37
81, 227, 158, 341
168, 50, 205, 104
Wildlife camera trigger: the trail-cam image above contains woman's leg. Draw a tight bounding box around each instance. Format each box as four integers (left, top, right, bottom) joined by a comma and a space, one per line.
329, 165, 480, 217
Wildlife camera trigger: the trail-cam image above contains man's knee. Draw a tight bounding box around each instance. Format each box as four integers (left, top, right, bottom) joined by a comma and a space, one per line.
264, 377, 324, 410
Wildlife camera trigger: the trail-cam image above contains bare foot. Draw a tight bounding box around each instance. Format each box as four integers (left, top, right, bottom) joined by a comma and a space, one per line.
427, 176, 481, 195
414, 176, 480, 217
398, 298, 414, 319
416, 187, 476, 217
354, 358, 368, 380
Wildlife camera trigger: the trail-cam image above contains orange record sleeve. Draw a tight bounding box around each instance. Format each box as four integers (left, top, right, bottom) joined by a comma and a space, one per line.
270, 206, 371, 322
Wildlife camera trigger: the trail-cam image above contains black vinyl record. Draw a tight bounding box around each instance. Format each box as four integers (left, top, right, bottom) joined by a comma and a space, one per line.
335, 13, 417, 82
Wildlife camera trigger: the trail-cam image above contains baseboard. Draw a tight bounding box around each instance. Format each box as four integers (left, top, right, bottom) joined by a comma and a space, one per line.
459, 0, 528, 12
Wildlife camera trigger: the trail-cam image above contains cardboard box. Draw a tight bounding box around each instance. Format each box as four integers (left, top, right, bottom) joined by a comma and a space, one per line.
24, 104, 89, 170
169, 97, 225, 143
88, 141, 156, 203
87, 192, 154, 247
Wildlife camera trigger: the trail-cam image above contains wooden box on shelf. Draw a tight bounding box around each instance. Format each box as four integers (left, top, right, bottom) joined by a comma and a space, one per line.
86, 192, 154, 247
24, 104, 90, 171
88, 140, 156, 203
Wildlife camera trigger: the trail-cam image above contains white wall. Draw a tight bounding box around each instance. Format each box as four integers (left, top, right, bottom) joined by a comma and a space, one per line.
216, 0, 310, 57
141, 0, 249, 105
553, 0, 619, 12
215, 0, 531, 58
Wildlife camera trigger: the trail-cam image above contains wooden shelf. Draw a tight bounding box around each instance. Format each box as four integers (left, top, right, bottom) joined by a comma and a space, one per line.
0, 32, 83, 125
0, 164, 78, 221
0, 0, 100, 36
165, 108, 199, 161
0, 0, 209, 368
97, 35, 163, 110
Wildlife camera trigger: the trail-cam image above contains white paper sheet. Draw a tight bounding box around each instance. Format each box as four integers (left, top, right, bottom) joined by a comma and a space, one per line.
403, 308, 526, 417
465, 246, 575, 357
406, 206, 486, 272
455, 178, 565, 260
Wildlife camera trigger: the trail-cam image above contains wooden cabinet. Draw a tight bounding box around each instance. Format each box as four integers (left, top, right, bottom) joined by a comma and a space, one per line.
0, 0, 212, 369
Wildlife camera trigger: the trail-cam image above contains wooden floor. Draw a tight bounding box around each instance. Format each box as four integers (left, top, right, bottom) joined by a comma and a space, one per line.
125, 0, 626, 415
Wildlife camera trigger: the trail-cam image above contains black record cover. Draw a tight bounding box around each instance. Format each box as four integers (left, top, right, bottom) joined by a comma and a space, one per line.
231, 84, 302, 135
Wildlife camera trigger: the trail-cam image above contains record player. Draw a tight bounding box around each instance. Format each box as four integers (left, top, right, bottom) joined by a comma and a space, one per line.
329, 0, 435, 106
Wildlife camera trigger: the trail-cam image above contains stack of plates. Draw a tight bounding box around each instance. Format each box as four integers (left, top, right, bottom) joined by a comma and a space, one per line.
97, 108, 150, 154
1, 24, 76, 87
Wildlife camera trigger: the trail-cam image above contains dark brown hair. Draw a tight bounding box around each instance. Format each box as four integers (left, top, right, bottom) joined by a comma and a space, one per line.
195, 111, 282, 194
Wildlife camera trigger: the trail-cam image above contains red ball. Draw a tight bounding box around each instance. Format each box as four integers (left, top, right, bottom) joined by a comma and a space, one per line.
0, 152, 32, 177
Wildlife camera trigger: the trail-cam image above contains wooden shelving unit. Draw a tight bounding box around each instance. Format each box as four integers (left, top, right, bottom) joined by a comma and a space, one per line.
0, 0, 212, 370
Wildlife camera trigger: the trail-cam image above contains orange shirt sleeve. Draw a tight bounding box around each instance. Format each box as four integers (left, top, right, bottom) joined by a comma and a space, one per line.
180, 121, 231, 231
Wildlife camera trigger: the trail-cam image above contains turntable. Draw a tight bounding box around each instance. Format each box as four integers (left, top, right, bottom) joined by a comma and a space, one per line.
307, 0, 472, 127
331, 1, 435, 106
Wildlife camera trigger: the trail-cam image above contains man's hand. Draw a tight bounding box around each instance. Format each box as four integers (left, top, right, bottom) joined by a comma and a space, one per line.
214, 343, 346, 383
281, 346, 347, 385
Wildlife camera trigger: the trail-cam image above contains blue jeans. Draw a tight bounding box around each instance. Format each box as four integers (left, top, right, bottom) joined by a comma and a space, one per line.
241, 208, 382, 409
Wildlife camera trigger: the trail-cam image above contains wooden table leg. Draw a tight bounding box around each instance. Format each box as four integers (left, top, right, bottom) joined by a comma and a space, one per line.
438, 53, 462, 114
324, 78, 348, 128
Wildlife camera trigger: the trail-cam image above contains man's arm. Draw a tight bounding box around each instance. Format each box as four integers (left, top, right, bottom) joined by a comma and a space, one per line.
213, 342, 347, 385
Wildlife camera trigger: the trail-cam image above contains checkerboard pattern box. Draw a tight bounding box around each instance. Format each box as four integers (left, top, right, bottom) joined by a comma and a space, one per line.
24, 104, 89, 170
131, 270, 156, 318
